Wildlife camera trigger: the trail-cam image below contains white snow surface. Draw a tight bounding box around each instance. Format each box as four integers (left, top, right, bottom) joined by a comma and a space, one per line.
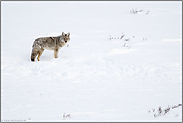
1, 1, 182, 122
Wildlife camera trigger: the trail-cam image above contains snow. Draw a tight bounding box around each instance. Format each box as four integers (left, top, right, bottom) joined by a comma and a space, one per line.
1, 1, 182, 122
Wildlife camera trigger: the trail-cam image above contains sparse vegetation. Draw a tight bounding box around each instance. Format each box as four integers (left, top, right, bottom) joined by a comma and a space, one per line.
109, 33, 128, 41
148, 104, 182, 118
109, 33, 132, 49
130, 8, 150, 14
63, 113, 71, 120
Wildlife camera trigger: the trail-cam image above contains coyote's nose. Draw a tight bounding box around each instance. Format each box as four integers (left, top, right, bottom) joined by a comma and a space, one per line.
65, 41, 67, 43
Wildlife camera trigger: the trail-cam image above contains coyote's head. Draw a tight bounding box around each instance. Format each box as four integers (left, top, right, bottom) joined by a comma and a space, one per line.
62, 32, 70, 43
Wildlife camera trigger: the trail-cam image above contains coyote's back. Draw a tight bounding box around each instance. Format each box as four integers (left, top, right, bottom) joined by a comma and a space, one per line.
31, 32, 70, 61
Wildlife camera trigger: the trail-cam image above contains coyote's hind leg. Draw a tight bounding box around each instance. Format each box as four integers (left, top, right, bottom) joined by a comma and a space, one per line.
37, 49, 44, 61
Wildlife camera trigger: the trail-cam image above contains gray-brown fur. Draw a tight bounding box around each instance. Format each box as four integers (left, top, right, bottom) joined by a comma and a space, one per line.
31, 32, 70, 61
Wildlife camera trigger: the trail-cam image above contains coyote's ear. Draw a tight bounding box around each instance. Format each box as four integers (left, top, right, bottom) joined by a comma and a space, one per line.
67, 32, 70, 37
62, 32, 65, 35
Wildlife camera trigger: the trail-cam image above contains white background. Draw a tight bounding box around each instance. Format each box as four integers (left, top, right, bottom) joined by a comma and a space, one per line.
1, 1, 182, 122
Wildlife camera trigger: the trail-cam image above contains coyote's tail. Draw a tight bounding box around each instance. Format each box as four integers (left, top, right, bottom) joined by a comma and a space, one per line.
31, 48, 38, 62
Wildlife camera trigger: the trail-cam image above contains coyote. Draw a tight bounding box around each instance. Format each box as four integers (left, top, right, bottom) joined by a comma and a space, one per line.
31, 32, 70, 61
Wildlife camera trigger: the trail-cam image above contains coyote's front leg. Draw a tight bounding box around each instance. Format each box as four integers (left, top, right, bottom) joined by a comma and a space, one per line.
54, 49, 59, 58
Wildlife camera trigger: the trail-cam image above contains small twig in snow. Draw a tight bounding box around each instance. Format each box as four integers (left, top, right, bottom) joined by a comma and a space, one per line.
125, 38, 130, 41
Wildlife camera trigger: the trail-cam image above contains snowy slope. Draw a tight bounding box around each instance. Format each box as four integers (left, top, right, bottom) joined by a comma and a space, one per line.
1, 1, 182, 122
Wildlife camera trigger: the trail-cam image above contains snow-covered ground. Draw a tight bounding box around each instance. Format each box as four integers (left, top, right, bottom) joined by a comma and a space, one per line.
1, 1, 182, 122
